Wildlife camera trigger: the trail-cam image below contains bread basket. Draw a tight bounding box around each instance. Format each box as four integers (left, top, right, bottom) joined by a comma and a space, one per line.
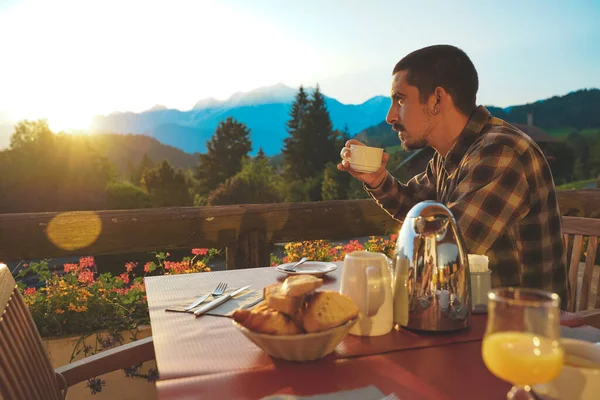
232, 317, 357, 361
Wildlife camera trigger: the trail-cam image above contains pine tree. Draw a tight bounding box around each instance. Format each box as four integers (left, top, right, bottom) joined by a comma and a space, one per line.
282, 85, 337, 181
130, 153, 154, 186
282, 86, 309, 180
256, 147, 266, 161
302, 84, 336, 179
194, 117, 252, 196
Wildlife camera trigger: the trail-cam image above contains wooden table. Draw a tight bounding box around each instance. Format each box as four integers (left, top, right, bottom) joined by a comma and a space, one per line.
144, 263, 597, 400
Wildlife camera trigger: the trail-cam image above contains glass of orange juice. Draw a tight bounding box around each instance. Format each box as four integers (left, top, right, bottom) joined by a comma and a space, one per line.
482, 287, 563, 399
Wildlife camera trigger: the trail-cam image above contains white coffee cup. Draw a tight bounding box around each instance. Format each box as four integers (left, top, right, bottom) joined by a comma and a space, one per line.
340, 251, 393, 336
340, 145, 383, 173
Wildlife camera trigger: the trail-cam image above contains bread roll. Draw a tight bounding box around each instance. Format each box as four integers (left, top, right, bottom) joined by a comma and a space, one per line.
264, 283, 304, 316
232, 308, 301, 335
302, 291, 359, 333
263, 283, 281, 302
280, 275, 323, 297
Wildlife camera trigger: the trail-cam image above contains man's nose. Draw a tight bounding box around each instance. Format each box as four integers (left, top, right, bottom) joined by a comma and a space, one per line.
386, 105, 397, 126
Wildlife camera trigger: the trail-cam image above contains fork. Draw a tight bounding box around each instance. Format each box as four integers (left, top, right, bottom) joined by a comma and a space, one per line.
185, 282, 227, 311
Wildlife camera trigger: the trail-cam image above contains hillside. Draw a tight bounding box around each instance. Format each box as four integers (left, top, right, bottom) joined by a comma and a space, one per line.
86, 133, 199, 178
487, 89, 600, 131
356, 88, 600, 148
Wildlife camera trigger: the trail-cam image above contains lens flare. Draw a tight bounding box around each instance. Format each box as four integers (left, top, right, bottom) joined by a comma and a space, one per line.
46, 212, 102, 251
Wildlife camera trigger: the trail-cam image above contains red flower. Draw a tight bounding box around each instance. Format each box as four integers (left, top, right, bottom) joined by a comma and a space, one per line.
117, 273, 130, 284
78, 270, 95, 285
125, 262, 137, 273
64, 263, 79, 273
144, 262, 152, 273
192, 248, 209, 256
343, 240, 364, 254
164, 261, 174, 270
24, 287, 37, 296
79, 256, 95, 269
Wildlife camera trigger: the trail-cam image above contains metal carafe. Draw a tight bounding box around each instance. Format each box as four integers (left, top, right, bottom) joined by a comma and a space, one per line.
391, 201, 471, 331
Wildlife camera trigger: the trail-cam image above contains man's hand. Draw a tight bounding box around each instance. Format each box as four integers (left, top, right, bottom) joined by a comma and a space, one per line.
337, 139, 390, 189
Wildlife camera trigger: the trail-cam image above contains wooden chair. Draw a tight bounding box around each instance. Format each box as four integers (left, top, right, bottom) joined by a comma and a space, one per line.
0, 263, 155, 400
563, 216, 600, 327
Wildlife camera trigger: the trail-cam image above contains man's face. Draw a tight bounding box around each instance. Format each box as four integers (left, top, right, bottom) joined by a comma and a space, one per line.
386, 70, 434, 151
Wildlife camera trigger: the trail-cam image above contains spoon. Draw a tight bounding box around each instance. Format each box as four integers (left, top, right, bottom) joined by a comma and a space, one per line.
282, 257, 308, 272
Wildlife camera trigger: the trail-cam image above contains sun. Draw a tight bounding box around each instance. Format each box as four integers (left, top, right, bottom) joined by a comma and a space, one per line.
47, 113, 94, 134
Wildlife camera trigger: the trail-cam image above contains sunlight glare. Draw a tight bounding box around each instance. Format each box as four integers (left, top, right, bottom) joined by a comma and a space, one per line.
47, 212, 102, 251
0, 0, 323, 131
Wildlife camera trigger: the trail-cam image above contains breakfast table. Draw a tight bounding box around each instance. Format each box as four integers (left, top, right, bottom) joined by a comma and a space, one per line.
144, 262, 600, 400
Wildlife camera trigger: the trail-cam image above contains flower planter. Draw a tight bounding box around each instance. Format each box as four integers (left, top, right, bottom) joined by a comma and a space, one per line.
43, 325, 157, 399
18, 252, 219, 399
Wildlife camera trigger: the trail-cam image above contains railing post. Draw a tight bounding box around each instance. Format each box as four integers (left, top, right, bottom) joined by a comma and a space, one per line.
225, 229, 270, 269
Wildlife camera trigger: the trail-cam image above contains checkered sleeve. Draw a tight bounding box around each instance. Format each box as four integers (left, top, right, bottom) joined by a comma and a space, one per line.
447, 143, 530, 259
365, 158, 438, 222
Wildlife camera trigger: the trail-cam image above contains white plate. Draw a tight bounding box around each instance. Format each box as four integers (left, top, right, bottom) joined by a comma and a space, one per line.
275, 261, 338, 277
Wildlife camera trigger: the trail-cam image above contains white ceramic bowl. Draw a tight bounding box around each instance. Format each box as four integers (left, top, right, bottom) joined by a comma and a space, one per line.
232, 318, 357, 362
534, 338, 600, 400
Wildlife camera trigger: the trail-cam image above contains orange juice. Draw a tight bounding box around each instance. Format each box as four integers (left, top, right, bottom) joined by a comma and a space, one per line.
482, 331, 564, 385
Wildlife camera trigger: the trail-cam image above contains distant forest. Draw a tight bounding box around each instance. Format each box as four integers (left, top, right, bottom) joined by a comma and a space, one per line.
1, 88, 599, 214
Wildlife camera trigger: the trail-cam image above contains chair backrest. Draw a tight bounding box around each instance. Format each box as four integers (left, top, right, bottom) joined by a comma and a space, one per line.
562, 216, 600, 312
0, 263, 63, 400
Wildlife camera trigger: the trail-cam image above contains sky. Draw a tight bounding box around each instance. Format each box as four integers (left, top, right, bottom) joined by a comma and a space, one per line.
0, 0, 599, 134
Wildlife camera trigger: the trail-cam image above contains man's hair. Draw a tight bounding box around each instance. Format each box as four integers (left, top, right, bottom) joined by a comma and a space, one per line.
392, 44, 478, 116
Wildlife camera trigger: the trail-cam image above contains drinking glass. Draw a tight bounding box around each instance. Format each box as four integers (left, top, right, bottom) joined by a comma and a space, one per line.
482, 287, 563, 399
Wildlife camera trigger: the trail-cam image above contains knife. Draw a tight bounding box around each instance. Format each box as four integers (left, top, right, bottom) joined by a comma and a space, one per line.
184, 293, 212, 311
194, 285, 251, 316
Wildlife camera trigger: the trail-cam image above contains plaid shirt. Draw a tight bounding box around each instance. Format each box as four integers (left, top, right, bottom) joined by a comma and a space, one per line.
366, 106, 568, 307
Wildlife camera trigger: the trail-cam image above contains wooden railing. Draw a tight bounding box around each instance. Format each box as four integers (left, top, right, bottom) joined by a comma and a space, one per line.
0, 189, 598, 269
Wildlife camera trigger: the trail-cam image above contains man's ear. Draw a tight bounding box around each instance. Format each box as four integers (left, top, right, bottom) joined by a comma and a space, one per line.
431, 87, 446, 115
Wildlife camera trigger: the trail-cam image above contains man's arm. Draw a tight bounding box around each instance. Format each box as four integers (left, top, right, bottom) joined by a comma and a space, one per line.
364, 158, 438, 222
447, 143, 530, 256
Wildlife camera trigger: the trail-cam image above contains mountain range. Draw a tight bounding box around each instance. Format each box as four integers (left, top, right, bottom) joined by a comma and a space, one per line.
2, 86, 598, 164
91, 85, 600, 157
91, 83, 391, 156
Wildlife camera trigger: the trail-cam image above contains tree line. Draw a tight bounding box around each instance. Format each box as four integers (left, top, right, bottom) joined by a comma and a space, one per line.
0, 86, 371, 214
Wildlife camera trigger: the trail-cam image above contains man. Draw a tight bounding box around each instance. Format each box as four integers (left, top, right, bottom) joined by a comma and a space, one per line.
338, 44, 567, 306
